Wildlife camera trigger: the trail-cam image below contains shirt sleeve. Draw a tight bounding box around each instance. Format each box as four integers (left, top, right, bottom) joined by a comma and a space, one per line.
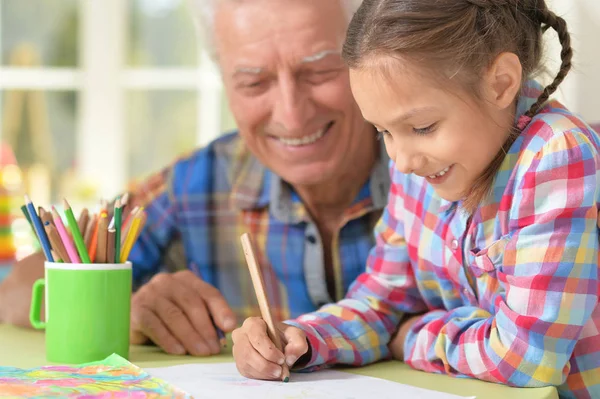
127, 165, 179, 287
286, 164, 428, 369
403, 130, 599, 388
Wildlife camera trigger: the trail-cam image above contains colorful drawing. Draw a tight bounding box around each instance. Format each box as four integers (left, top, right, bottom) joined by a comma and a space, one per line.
0, 354, 192, 398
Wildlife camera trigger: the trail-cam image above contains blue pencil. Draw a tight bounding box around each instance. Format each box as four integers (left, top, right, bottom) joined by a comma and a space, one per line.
24, 195, 54, 262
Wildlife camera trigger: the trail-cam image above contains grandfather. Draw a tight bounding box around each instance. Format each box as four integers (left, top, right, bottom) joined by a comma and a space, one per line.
0, 0, 389, 357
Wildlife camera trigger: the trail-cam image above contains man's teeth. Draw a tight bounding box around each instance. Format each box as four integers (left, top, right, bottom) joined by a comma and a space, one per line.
429, 166, 450, 179
277, 127, 326, 146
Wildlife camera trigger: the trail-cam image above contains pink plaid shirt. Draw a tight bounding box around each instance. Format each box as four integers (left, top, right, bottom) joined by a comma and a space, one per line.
288, 81, 600, 398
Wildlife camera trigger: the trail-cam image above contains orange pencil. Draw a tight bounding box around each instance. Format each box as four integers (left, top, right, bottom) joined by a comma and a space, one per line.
240, 233, 290, 382
84, 214, 98, 250
88, 212, 106, 262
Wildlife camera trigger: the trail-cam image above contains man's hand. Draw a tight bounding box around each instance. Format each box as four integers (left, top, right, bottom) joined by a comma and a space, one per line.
130, 270, 236, 356
0, 252, 46, 327
232, 317, 309, 380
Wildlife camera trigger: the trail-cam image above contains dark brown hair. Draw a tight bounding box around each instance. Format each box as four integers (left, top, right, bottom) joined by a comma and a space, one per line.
343, 0, 573, 213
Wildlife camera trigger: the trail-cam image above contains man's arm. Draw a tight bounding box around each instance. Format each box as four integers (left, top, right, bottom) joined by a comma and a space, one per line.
0, 251, 45, 327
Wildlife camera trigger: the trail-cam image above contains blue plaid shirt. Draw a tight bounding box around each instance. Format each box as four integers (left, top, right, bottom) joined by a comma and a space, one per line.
127, 132, 390, 322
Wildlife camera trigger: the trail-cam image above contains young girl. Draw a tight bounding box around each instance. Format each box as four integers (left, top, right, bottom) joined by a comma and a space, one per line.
231, 1, 600, 397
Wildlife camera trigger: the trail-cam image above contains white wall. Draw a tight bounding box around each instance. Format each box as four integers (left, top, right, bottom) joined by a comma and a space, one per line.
547, 0, 600, 123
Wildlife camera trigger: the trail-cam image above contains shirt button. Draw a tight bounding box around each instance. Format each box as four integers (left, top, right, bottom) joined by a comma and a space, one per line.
306, 235, 317, 244
451, 239, 459, 250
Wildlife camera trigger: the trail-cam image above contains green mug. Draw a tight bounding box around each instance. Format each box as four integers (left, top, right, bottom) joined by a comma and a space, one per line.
29, 261, 132, 364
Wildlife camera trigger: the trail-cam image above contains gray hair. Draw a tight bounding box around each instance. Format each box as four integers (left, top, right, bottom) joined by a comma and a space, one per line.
189, 0, 363, 61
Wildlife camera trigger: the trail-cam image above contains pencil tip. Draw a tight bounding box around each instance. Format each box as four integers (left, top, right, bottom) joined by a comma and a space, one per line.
62, 198, 70, 209
24, 194, 31, 203
283, 377, 289, 383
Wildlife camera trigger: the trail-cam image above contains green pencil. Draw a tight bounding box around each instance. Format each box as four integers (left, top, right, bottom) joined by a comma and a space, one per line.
62, 198, 91, 263
114, 198, 122, 264
21, 204, 33, 229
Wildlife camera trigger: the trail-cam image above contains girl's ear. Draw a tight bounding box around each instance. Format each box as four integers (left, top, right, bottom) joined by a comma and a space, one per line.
483, 52, 523, 111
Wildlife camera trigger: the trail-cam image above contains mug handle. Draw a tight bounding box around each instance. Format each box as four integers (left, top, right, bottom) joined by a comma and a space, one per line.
29, 278, 46, 329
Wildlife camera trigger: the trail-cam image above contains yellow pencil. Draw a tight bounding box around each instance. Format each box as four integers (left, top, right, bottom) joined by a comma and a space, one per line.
119, 208, 145, 263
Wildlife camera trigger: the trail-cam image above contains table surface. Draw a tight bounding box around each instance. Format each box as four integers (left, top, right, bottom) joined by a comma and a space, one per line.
0, 324, 557, 399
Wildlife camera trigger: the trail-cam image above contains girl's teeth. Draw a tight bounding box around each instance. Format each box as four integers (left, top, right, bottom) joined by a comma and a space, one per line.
278, 127, 326, 146
429, 166, 450, 179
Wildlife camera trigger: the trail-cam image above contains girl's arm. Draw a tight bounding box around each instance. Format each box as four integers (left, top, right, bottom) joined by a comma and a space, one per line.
402, 130, 599, 388
286, 164, 428, 370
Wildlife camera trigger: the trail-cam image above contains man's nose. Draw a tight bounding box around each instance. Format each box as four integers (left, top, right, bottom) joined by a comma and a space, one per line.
271, 73, 315, 133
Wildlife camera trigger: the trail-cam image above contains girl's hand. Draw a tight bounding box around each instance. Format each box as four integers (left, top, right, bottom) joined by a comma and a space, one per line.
388, 314, 422, 361
232, 317, 309, 380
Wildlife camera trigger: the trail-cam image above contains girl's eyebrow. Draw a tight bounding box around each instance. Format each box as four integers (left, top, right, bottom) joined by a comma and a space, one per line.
388, 106, 439, 124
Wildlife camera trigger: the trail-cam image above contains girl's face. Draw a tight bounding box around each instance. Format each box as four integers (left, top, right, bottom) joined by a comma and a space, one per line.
349, 58, 513, 202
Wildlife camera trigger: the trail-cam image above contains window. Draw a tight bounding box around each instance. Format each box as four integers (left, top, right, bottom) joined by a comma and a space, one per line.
0, 0, 236, 259
0, 0, 237, 207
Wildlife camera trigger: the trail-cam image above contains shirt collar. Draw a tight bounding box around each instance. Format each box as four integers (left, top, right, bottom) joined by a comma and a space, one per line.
231, 138, 390, 224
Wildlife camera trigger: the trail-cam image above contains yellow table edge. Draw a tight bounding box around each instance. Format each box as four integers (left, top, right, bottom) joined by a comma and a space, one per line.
0, 324, 557, 399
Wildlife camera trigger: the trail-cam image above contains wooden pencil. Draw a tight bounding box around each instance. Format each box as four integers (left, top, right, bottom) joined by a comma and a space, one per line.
38, 206, 53, 225
240, 233, 290, 382
107, 228, 116, 265
44, 221, 70, 263
120, 192, 129, 215
95, 213, 109, 263
77, 208, 90, 235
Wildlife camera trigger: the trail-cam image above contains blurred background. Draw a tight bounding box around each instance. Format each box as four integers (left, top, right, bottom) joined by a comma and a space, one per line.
0, 0, 597, 267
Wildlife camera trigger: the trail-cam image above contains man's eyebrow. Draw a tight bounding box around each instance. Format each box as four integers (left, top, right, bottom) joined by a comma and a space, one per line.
233, 66, 265, 76
232, 50, 341, 77
300, 49, 341, 64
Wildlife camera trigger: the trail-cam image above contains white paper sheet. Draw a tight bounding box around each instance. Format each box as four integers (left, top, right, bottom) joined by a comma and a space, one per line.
146, 362, 475, 399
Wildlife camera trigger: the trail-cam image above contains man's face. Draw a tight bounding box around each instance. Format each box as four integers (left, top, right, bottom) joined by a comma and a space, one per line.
214, 0, 374, 186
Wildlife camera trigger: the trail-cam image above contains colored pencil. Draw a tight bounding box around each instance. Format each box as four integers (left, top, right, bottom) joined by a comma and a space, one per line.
119, 208, 145, 263
77, 208, 90, 236
21, 205, 34, 231
63, 199, 91, 263
88, 212, 105, 262
240, 233, 289, 382
120, 206, 138, 246
51, 206, 79, 263
84, 214, 98, 250
95, 213, 109, 263
38, 207, 53, 225
44, 221, 70, 263
24, 195, 54, 262
114, 199, 122, 263
107, 228, 116, 265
